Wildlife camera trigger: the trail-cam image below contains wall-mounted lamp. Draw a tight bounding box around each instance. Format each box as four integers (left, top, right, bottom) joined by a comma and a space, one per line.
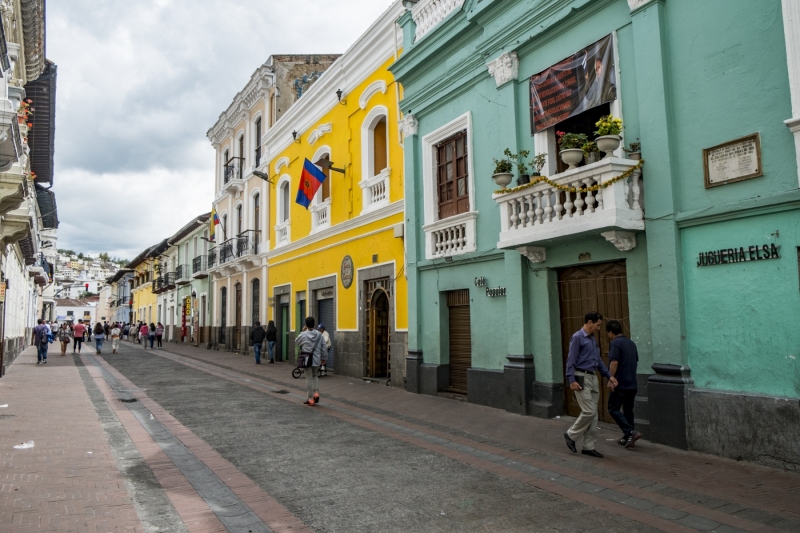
291, 130, 301, 143
335, 89, 346, 105
252, 170, 273, 184
314, 157, 346, 174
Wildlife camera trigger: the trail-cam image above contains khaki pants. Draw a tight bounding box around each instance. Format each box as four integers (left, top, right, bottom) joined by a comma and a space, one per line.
112, 337, 120, 351
306, 366, 320, 399
567, 372, 599, 451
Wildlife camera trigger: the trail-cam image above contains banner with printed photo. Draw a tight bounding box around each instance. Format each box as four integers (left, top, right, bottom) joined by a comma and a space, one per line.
530, 34, 617, 134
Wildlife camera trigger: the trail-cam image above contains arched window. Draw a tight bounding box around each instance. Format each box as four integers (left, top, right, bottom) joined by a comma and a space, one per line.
237, 135, 245, 179
253, 193, 261, 237
223, 149, 230, 183
318, 153, 331, 201
219, 286, 227, 343
254, 118, 262, 167
360, 107, 390, 214
251, 279, 260, 324
236, 204, 243, 235
280, 182, 290, 223
222, 214, 227, 240
372, 117, 387, 176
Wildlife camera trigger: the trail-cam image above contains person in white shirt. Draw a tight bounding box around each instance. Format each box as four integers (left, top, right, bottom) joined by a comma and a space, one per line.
110, 324, 121, 354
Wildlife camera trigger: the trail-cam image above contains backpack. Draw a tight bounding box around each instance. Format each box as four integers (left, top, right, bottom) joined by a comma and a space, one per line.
297, 332, 323, 369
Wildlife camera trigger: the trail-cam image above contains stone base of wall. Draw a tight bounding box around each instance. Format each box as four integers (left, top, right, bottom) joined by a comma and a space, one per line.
2, 336, 26, 375
688, 388, 800, 473
467, 368, 505, 409
531, 381, 564, 419
389, 331, 407, 388
420, 363, 449, 396
333, 331, 363, 380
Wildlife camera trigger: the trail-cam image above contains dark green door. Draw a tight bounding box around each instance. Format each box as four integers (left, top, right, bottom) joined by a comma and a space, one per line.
280, 304, 289, 361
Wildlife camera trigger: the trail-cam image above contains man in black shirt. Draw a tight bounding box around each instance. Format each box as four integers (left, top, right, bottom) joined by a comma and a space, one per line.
250, 321, 266, 364
606, 320, 642, 449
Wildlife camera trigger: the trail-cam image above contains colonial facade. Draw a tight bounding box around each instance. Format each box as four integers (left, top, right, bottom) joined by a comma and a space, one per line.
107, 269, 134, 325
264, 2, 408, 381
206, 55, 339, 353
391, 0, 800, 469
0, 0, 56, 375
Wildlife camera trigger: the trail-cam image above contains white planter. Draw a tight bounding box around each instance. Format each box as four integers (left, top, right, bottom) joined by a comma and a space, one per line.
559, 148, 584, 170
492, 172, 514, 189
627, 152, 641, 161
596, 135, 621, 159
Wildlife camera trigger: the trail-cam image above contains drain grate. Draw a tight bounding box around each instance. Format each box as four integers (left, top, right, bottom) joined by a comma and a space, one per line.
273, 390, 290, 394
119, 398, 138, 403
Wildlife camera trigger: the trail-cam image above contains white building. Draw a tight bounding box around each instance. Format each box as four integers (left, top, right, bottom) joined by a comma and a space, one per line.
54, 298, 96, 326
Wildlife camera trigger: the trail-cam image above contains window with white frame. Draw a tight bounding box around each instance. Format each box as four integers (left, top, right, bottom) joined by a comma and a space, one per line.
310, 148, 332, 233
421, 112, 478, 260
275, 176, 291, 246
254, 117, 263, 168
359, 106, 390, 213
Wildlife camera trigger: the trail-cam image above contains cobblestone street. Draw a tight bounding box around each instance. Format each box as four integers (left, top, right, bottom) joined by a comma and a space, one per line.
1, 341, 798, 532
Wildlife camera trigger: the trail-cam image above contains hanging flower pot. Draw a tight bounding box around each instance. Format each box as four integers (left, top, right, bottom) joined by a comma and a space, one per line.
492, 172, 514, 189
595, 135, 621, 158
560, 148, 584, 170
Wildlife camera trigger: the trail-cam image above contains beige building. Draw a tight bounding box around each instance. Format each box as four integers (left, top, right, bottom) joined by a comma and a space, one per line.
205, 55, 339, 352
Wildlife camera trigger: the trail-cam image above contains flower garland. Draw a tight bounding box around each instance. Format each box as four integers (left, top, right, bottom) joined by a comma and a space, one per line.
494, 159, 644, 195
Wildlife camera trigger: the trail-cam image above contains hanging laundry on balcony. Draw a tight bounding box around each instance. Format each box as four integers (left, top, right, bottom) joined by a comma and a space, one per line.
295, 158, 327, 209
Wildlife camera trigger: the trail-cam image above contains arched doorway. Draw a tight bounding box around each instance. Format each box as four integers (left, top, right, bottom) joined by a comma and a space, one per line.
367, 289, 390, 378
234, 283, 242, 350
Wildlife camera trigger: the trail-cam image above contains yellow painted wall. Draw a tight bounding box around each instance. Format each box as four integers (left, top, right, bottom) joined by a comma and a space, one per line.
132, 260, 157, 323
267, 55, 407, 332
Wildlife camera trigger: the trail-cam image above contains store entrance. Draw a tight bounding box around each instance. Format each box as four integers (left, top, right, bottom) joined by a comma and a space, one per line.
557, 261, 631, 422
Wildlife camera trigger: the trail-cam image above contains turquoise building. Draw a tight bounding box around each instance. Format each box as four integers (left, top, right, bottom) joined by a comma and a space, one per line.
392, 0, 800, 469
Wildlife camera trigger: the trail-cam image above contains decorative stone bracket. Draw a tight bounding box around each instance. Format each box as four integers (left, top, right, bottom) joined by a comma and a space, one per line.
399, 113, 418, 138
517, 246, 546, 263
601, 230, 637, 251
487, 52, 519, 87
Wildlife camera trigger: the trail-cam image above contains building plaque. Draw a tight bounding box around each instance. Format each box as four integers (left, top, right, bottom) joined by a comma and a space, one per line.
703, 133, 762, 188
341, 255, 354, 289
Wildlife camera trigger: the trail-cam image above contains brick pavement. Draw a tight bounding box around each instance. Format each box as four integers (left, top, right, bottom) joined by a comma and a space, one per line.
146, 340, 800, 532
0, 346, 142, 532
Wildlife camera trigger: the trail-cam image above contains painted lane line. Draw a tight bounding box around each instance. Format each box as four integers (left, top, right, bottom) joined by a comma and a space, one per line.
86, 354, 272, 533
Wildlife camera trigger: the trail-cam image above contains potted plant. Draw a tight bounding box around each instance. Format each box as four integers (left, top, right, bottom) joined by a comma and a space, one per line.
504, 148, 531, 185
624, 139, 641, 160
557, 131, 588, 169
582, 141, 601, 165
594, 115, 623, 158
492, 153, 514, 189
531, 153, 546, 176
17, 99, 33, 125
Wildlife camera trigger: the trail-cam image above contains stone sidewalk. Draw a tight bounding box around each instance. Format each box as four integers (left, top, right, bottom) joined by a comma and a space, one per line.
0, 346, 142, 532
149, 340, 800, 532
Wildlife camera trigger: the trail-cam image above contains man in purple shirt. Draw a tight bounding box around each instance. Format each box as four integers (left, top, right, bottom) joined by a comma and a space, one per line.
564, 311, 617, 458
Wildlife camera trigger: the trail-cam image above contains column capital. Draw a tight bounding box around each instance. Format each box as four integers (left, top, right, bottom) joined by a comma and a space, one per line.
398, 113, 418, 138
487, 51, 519, 88
628, 0, 662, 14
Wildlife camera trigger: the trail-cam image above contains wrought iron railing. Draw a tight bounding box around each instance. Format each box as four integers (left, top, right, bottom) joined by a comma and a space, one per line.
207, 249, 217, 269
192, 255, 207, 274
235, 230, 260, 257
175, 264, 189, 281
223, 157, 244, 183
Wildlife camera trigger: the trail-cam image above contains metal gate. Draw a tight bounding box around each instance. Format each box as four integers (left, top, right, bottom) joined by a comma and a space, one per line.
557, 261, 630, 422
317, 298, 335, 370
447, 289, 471, 394
233, 283, 242, 351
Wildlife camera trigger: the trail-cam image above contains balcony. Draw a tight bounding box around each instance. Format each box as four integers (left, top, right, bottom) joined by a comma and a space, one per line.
310, 200, 330, 233
192, 255, 208, 279
359, 169, 389, 214
493, 158, 644, 255
422, 211, 478, 260
412, 0, 465, 42
175, 264, 191, 285
275, 220, 290, 247
152, 272, 176, 294
221, 157, 244, 197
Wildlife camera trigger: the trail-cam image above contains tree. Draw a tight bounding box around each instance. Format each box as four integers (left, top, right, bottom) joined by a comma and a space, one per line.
57, 248, 76, 256
78, 253, 84, 259
98, 252, 110, 262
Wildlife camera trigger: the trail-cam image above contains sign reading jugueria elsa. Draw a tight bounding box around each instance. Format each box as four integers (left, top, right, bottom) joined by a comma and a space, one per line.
529, 34, 617, 133
697, 244, 780, 266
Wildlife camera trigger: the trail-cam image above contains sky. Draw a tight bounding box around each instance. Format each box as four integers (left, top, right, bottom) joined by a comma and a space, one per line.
47, 0, 394, 260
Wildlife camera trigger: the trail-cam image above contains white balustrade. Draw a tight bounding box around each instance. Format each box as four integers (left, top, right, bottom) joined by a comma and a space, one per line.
276, 221, 290, 246
370, 179, 387, 205
316, 203, 329, 227
493, 158, 644, 250
422, 211, 478, 260
359, 171, 390, 214
412, 0, 466, 42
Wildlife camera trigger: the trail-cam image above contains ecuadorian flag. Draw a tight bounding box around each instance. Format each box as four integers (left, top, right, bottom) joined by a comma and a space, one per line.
295, 158, 327, 209
210, 207, 221, 241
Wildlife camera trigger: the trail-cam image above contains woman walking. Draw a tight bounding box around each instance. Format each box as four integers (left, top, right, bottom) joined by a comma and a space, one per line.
110, 323, 121, 353
155, 322, 164, 348
266, 320, 277, 363
139, 322, 149, 349
148, 323, 156, 349
72, 320, 86, 354
93, 322, 105, 354
295, 316, 327, 406
57, 323, 72, 356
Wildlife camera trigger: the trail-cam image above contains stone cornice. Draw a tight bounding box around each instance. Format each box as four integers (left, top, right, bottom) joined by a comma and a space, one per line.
207, 64, 274, 145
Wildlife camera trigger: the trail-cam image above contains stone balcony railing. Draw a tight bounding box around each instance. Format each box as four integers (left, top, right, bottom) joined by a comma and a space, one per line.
360, 169, 390, 214
310, 200, 330, 234
422, 210, 478, 260
412, 0, 465, 42
275, 220, 290, 247
493, 158, 644, 254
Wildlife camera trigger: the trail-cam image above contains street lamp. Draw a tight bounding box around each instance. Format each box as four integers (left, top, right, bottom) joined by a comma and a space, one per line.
314, 157, 346, 174
252, 170, 273, 183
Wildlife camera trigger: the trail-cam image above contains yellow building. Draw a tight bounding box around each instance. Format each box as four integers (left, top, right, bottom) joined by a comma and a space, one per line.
264, 1, 407, 383
127, 241, 164, 326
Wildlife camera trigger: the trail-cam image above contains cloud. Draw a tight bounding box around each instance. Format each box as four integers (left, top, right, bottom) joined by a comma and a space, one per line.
47, 0, 395, 258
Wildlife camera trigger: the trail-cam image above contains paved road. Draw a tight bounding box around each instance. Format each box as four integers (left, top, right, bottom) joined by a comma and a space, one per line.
2, 339, 799, 532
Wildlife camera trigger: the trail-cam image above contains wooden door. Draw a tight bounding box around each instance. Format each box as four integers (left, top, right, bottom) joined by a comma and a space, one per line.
234, 283, 242, 350
557, 261, 630, 422
367, 290, 390, 378
447, 289, 472, 394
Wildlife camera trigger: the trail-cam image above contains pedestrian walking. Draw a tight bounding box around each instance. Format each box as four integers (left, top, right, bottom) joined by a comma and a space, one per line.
295, 316, 327, 406
123, 323, 130, 340
57, 323, 72, 356
563, 311, 618, 458
94, 322, 105, 354
110, 323, 121, 353
250, 321, 266, 364
72, 320, 86, 354
139, 322, 149, 349
155, 322, 164, 348
265, 320, 277, 363
32, 319, 49, 364
104, 322, 110, 337
318, 324, 331, 374
605, 320, 642, 449
148, 323, 156, 349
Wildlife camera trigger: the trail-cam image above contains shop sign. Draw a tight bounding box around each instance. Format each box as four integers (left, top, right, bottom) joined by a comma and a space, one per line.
697, 244, 780, 266
703, 133, 762, 188
341, 255, 354, 289
319, 288, 334, 299
474, 276, 486, 287
530, 34, 616, 133
0, 282, 5, 303
486, 287, 507, 297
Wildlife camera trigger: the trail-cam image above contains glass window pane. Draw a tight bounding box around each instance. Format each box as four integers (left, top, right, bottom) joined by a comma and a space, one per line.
456, 137, 464, 157
446, 162, 453, 181
445, 143, 453, 162
457, 178, 466, 197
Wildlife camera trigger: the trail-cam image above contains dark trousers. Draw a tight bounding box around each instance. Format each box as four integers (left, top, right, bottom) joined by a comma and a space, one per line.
608, 388, 637, 437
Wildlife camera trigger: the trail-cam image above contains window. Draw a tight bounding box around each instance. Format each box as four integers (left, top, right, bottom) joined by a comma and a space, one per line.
553, 103, 610, 173
251, 279, 260, 324
317, 154, 331, 201
238, 135, 245, 179
236, 204, 243, 236
67, 310, 73, 316
373, 117, 388, 176
222, 215, 227, 240
436, 130, 469, 219
253, 193, 261, 236
223, 149, 229, 183
254, 118, 262, 168
219, 287, 227, 343
280, 182, 290, 223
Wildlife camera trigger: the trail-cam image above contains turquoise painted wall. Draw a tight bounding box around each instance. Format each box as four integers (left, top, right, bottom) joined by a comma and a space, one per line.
682, 211, 800, 398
